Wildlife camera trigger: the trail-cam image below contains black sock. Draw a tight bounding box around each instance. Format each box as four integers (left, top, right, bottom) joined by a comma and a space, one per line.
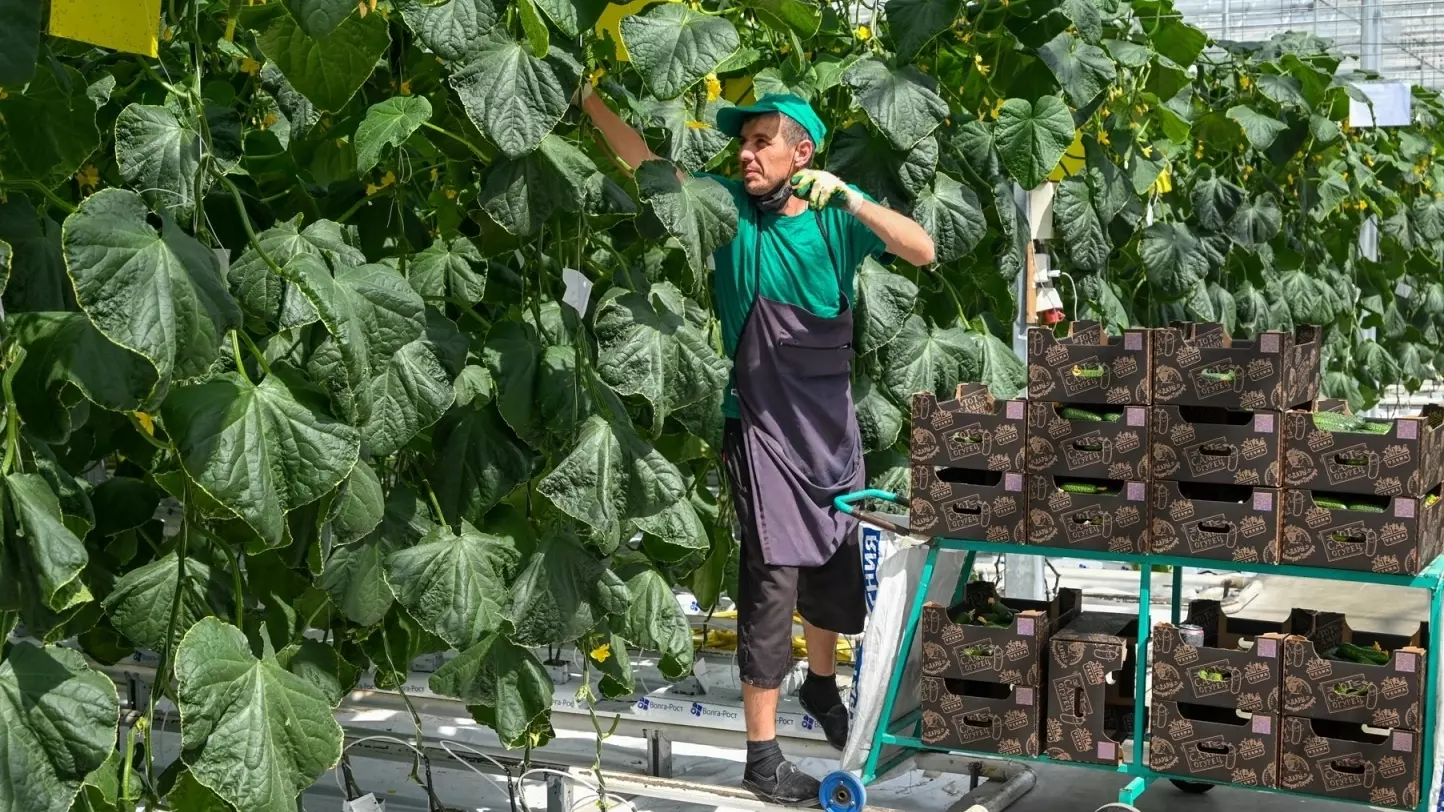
745, 739, 785, 779
800, 669, 842, 714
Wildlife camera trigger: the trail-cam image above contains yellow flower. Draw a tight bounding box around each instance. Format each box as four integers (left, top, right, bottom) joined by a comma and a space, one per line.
590, 66, 607, 85
443, 187, 458, 199
705, 73, 721, 102
1356, 199, 1367, 211
1150, 165, 1173, 195
854, 24, 871, 41
400, 79, 413, 96
0, 88, 7, 100
1097, 130, 1110, 146
430, 167, 439, 181
973, 54, 990, 77
76, 165, 100, 190
367, 170, 397, 196
590, 642, 611, 663
260, 112, 278, 130
134, 412, 155, 436
685, 119, 712, 130
1108, 86, 1122, 101
989, 97, 1005, 119
239, 57, 261, 75
162, 26, 174, 42
1239, 75, 1251, 89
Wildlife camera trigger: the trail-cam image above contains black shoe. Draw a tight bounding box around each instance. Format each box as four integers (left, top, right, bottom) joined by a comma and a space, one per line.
800, 694, 850, 751
742, 760, 823, 807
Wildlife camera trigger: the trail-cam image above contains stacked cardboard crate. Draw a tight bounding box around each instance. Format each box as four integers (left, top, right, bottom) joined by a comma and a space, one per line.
908, 385, 1028, 543
1024, 322, 1152, 555
1276, 610, 1429, 808
1280, 405, 1444, 575
1044, 612, 1140, 765
917, 582, 1081, 756
1149, 324, 1321, 565
1149, 600, 1289, 788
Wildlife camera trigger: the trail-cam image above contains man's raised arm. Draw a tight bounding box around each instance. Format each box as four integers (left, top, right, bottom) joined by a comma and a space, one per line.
578, 84, 658, 172
792, 169, 937, 267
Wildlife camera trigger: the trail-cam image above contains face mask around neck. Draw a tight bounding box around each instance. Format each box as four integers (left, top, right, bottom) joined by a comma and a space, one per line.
749, 176, 794, 213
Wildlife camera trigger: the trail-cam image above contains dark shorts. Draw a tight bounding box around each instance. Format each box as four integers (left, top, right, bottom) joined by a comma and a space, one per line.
723, 419, 866, 689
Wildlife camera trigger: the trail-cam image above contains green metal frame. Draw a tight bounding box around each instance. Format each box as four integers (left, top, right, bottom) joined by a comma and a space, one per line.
835, 490, 1444, 811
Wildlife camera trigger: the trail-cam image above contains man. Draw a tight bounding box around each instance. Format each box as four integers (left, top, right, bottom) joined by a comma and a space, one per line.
579, 82, 935, 806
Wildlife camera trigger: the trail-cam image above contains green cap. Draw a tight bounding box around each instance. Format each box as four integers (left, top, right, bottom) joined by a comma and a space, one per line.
716, 92, 827, 147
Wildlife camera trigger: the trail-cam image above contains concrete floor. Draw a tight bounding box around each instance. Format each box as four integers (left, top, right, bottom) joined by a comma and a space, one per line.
1003, 761, 1341, 811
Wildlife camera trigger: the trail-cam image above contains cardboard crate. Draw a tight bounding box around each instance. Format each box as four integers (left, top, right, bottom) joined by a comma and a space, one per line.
910, 387, 1028, 474
1282, 407, 1444, 498
910, 465, 1026, 542
1281, 612, 1427, 731
919, 677, 1042, 756
1149, 480, 1282, 564
1149, 700, 1280, 788
1045, 613, 1138, 766
1025, 403, 1150, 480
1151, 405, 1283, 487
1151, 323, 1320, 411
1153, 601, 1288, 714
1026, 322, 1151, 405
919, 581, 1082, 686
1280, 489, 1444, 576
1279, 717, 1422, 809
1025, 475, 1148, 555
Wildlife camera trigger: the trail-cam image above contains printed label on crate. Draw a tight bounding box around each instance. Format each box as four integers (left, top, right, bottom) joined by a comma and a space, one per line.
1152, 324, 1319, 411
1026, 323, 1150, 405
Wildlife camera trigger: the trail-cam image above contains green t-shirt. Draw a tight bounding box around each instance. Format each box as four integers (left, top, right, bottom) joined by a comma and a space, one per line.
697, 173, 888, 418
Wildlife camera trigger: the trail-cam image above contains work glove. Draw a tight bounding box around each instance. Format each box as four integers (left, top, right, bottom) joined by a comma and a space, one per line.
791, 169, 864, 214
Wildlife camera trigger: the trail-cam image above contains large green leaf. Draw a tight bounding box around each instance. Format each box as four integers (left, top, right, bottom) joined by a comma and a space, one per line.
878, 315, 979, 403
228, 217, 363, 331
538, 414, 687, 544
174, 618, 342, 812
113, 104, 210, 222
855, 372, 904, 452
1135, 2, 1207, 65
971, 328, 1026, 399
617, 561, 694, 680
428, 632, 552, 748
483, 320, 591, 449
0, 0, 42, 85
397, 0, 501, 62
910, 172, 986, 263
738, 0, 821, 37
637, 160, 739, 274
593, 288, 729, 427
1064, 0, 1104, 43
0, 64, 99, 188
995, 96, 1075, 189
8, 312, 156, 440
253, 5, 391, 112
1140, 222, 1210, 298
633, 496, 708, 553
884, 0, 963, 61
328, 461, 383, 546
1053, 175, 1109, 271
0, 199, 69, 313
61, 189, 242, 402
0, 474, 92, 634
1229, 193, 1282, 247
1037, 32, 1116, 107
428, 403, 537, 526
621, 4, 740, 100
355, 96, 432, 173
450, 40, 569, 158
826, 125, 937, 208
1227, 105, 1288, 150
284, 0, 354, 38
844, 58, 949, 151
162, 369, 362, 549
506, 527, 630, 645
102, 551, 233, 653
363, 324, 459, 457
533, 0, 607, 37
408, 237, 487, 305
0, 643, 118, 812
853, 256, 918, 354
1190, 167, 1244, 231
385, 522, 521, 649
319, 528, 397, 627
646, 98, 734, 173
481, 135, 635, 235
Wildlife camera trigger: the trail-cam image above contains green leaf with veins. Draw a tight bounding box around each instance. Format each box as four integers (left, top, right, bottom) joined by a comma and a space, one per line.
408, 236, 487, 305
0, 199, 70, 314
0, 0, 42, 85
483, 319, 592, 449
1229, 194, 1282, 247
855, 373, 904, 452
228, 217, 363, 331
884, 0, 964, 62
61, 189, 242, 404
1053, 176, 1110, 272
397, 0, 501, 62
637, 160, 739, 274
1227, 105, 1288, 150
0, 474, 92, 637
253, 5, 390, 112
622, 4, 740, 100
844, 58, 949, 151
355, 96, 432, 173
113, 103, 214, 223
385, 521, 522, 649
283, 0, 354, 38
593, 288, 729, 428
633, 497, 708, 554
1038, 32, 1116, 107
1191, 167, 1245, 231
175, 618, 342, 812
0, 643, 119, 812
320, 528, 398, 628
450, 40, 569, 158
102, 551, 234, 653
161, 368, 361, 549
827, 125, 937, 208
1063, 0, 1104, 43
482, 135, 634, 235
363, 331, 458, 458
879, 316, 980, 404
971, 329, 1027, 399
911, 172, 986, 263
739, 0, 822, 37
646, 97, 734, 173
533, 0, 607, 37
853, 257, 918, 354
1141, 222, 1210, 299
0, 63, 99, 188
328, 461, 383, 546
505, 526, 630, 645
429, 632, 552, 748
615, 561, 694, 679
427, 403, 537, 527
995, 96, 1075, 189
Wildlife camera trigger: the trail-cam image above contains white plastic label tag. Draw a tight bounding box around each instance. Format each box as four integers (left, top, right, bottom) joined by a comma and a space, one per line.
344, 794, 385, 812
562, 268, 593, 317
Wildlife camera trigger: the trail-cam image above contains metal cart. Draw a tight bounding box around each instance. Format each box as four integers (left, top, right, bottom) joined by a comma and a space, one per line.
822, 489, 1444, 812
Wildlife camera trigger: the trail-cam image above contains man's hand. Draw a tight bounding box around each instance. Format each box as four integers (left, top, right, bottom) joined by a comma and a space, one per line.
791, 169, 863, 214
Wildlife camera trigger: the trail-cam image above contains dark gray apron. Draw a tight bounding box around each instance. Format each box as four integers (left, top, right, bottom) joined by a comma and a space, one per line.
733, 205, 865, 567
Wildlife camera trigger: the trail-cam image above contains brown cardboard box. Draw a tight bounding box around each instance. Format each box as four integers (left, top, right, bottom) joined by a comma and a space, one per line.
1151, 323, 1320, 411
919, 582, 1082, 686
1045, 613, 1138, 766
1026, 475, 1148, 555
1279, 717, 1422, 809
1281, 614, 1427, 731
1153, 601, 1287, 713
910, 387, 1028, 474
1026, 322, 1151, 405
1149, 480, 1282, 564
1280, 489, 1444, 575
1149, 700, 1280, 788
1151, 405, 1283, 487
909, 465, 1026, 542
1282, 407, 1444, 498
1026, 403, 1150, 480
919, 677, 1043, 756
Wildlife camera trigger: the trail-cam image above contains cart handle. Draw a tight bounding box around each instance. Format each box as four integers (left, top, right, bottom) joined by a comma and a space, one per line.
834, 490, 910, 535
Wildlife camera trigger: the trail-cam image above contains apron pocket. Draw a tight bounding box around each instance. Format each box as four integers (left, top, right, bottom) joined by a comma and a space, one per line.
777, 341, 852, 377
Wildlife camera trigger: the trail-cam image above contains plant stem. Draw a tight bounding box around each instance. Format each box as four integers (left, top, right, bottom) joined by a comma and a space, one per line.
238, 330, 272, 376
233, 547, 245, 626
1, 346, 27, 477
230, 331, 252, 385
421, 121, 489, 161
212, 169, 287, 280
147, 497, 191, 792
1, 181, 77, 214
338, 185, 391, 224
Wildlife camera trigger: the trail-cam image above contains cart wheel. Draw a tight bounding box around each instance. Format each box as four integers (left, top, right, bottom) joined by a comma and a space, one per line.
1095, 806, 1139, 812
1169, 779, 1214, 794
819, 771, 866, 812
